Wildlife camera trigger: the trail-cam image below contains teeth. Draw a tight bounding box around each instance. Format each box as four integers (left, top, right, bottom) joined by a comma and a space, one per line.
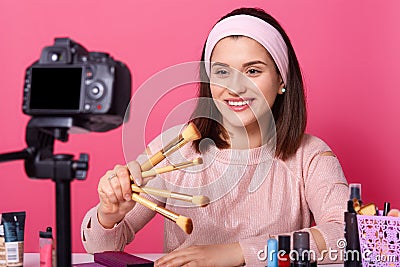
227, 100, 250, 106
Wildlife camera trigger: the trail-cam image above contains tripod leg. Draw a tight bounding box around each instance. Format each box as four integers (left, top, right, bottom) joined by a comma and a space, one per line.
56, 180, 72, 267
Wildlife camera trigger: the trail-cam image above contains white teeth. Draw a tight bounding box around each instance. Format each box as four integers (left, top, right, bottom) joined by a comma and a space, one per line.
227, 100, 250, 106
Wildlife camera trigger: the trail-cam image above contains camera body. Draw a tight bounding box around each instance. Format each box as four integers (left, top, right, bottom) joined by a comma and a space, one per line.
23, 38, 131, 132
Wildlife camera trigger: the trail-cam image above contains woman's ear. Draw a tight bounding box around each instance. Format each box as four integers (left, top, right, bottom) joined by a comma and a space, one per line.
277, 79, 285, 95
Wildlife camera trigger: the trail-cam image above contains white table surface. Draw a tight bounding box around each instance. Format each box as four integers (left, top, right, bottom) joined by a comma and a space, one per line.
23, 253, 343, 266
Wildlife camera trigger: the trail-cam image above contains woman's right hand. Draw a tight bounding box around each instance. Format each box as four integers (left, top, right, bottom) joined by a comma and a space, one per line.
97, 161, 142, 229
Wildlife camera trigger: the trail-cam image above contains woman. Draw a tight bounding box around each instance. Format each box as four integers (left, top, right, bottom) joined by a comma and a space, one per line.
81, 7, 349, 266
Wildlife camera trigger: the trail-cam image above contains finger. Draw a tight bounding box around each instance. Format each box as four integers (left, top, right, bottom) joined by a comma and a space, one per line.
97, 187, 110, 204
182, 261, 200, 267
99, 171, 119, 204
111, 165, 130, 202
156, 255, 191, 267
127, 160, 143, 186
113, 164, 133, 201
155, 248, 198, 267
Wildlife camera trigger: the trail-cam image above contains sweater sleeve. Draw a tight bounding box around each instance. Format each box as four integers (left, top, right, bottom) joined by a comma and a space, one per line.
239, 152, 348, 266
303, 152, 349, 263
81, 192, 161, 253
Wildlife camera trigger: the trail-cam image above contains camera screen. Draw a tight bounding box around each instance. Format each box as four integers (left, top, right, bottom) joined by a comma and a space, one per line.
30, 67, 83, 110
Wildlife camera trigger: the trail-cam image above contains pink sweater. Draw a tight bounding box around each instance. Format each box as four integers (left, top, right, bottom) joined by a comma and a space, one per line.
81, 133, 348, 266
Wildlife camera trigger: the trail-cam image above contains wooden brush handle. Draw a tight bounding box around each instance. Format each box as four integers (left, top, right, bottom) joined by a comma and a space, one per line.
131, 193, 179, 221
141, 165, 175, 178
131, 184, 193, 202
140, 151, 166, 171
132, 184, 172, 198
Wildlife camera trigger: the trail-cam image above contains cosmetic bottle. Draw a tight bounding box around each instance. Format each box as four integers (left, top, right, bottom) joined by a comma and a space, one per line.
39, 227, 53, 267
290, 231, 317, 267
291, 232, 310, 267
344, 184, 362, 267
0, 222, 6, 267
2, 211, 26, 267
383, 202, 391, 216
267, 238, 278, 267
348, 183, 362, 212
278, 235, 290, 267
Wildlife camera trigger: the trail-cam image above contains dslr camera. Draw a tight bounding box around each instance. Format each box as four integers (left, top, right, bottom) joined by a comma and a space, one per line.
22, 37, 131, 132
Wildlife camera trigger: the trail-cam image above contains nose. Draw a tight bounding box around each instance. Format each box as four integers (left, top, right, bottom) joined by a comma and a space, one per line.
226, 70, 248, 95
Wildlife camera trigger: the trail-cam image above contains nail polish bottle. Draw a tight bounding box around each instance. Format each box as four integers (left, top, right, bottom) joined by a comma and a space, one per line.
291, 232, 310, 267
290, 231, 317, 267
278, 235, 290, 267
267, 238, 278, 267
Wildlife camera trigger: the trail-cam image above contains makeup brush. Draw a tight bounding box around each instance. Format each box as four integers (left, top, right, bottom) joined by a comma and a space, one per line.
128, 122, 200, 234
140, 122, 201, 171
130, 193, 193, 234
131, 184, 210, 207
141, 158, 203, 178
133, 157, 208, 206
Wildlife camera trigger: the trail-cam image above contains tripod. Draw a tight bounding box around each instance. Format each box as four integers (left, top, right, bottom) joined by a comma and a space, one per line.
0, 117, 89, 267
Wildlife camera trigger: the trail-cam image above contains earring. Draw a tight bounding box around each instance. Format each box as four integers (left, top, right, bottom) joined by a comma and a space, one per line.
281, 88, 286, 93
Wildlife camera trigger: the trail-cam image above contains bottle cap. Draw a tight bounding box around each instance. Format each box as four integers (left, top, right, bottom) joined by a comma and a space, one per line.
349, 183, 362, 201
293, 231, 310, 250
278, 235, 291, 253
39, 226, 53, 238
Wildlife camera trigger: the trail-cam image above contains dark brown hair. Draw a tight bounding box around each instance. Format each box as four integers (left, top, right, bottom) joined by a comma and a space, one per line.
190, 7, 307, 160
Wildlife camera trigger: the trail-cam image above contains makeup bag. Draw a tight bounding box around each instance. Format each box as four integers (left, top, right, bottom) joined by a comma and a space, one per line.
357, 214, 400, 266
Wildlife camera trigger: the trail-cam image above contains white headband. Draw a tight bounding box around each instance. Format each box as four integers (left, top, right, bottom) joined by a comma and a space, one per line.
204, 14, 289, 85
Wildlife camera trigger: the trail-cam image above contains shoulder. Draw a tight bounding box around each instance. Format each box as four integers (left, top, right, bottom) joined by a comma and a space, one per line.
283, 133, 336, 169
298, 134, 333, 156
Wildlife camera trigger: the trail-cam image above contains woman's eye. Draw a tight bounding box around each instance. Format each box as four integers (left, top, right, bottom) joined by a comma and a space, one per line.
213, 69, 230, 77
247, 68, 261, 75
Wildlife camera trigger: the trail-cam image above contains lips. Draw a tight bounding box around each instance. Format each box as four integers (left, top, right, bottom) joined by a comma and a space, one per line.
224, 98, 253, 112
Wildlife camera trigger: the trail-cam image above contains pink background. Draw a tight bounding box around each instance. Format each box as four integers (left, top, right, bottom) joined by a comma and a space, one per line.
1, 0, 399, 253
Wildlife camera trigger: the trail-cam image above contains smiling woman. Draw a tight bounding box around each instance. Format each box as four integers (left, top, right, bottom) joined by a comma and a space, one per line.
209, 36, 284, 149
81, 7, 352, 267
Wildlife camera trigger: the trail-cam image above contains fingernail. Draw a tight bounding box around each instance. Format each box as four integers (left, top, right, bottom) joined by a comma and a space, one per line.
124, 194, 131, 201
135, 178, 141, 186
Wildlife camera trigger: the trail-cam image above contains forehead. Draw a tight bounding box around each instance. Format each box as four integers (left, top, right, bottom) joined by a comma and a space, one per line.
210, 36, 273, 62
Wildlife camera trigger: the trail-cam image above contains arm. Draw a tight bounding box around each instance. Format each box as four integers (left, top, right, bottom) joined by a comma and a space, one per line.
303, 152, 348, 263
238, 151, 348, 265
81, 152, 166, 253
81, 194, 160, 253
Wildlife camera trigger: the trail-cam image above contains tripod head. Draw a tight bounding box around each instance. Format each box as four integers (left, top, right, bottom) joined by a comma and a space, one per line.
24, 117, 89, 181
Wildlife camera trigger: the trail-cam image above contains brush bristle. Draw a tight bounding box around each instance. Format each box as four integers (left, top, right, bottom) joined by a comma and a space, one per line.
192, 195, 210, 207
182, 122, 201, 141
176, 216, 193, 234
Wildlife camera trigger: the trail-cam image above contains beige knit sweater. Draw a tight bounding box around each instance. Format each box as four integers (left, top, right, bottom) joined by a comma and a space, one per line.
81, 133, 348, 266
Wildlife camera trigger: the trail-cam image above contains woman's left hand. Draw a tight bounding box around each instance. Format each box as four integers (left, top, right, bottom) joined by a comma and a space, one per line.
154, 243, 245, 267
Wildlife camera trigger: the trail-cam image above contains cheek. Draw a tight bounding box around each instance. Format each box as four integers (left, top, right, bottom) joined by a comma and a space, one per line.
252, 81, 279, 108
210, 85, 225, 99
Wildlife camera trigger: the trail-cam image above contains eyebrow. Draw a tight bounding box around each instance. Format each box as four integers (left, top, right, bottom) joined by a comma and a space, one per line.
242, 60, 268, 67
211, 60, 268, 68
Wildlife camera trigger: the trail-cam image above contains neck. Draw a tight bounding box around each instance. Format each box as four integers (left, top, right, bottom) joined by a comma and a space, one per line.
223, 114, 273, 149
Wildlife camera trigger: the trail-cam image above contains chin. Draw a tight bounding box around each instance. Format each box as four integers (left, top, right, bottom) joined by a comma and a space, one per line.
224, 116, 258, 129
